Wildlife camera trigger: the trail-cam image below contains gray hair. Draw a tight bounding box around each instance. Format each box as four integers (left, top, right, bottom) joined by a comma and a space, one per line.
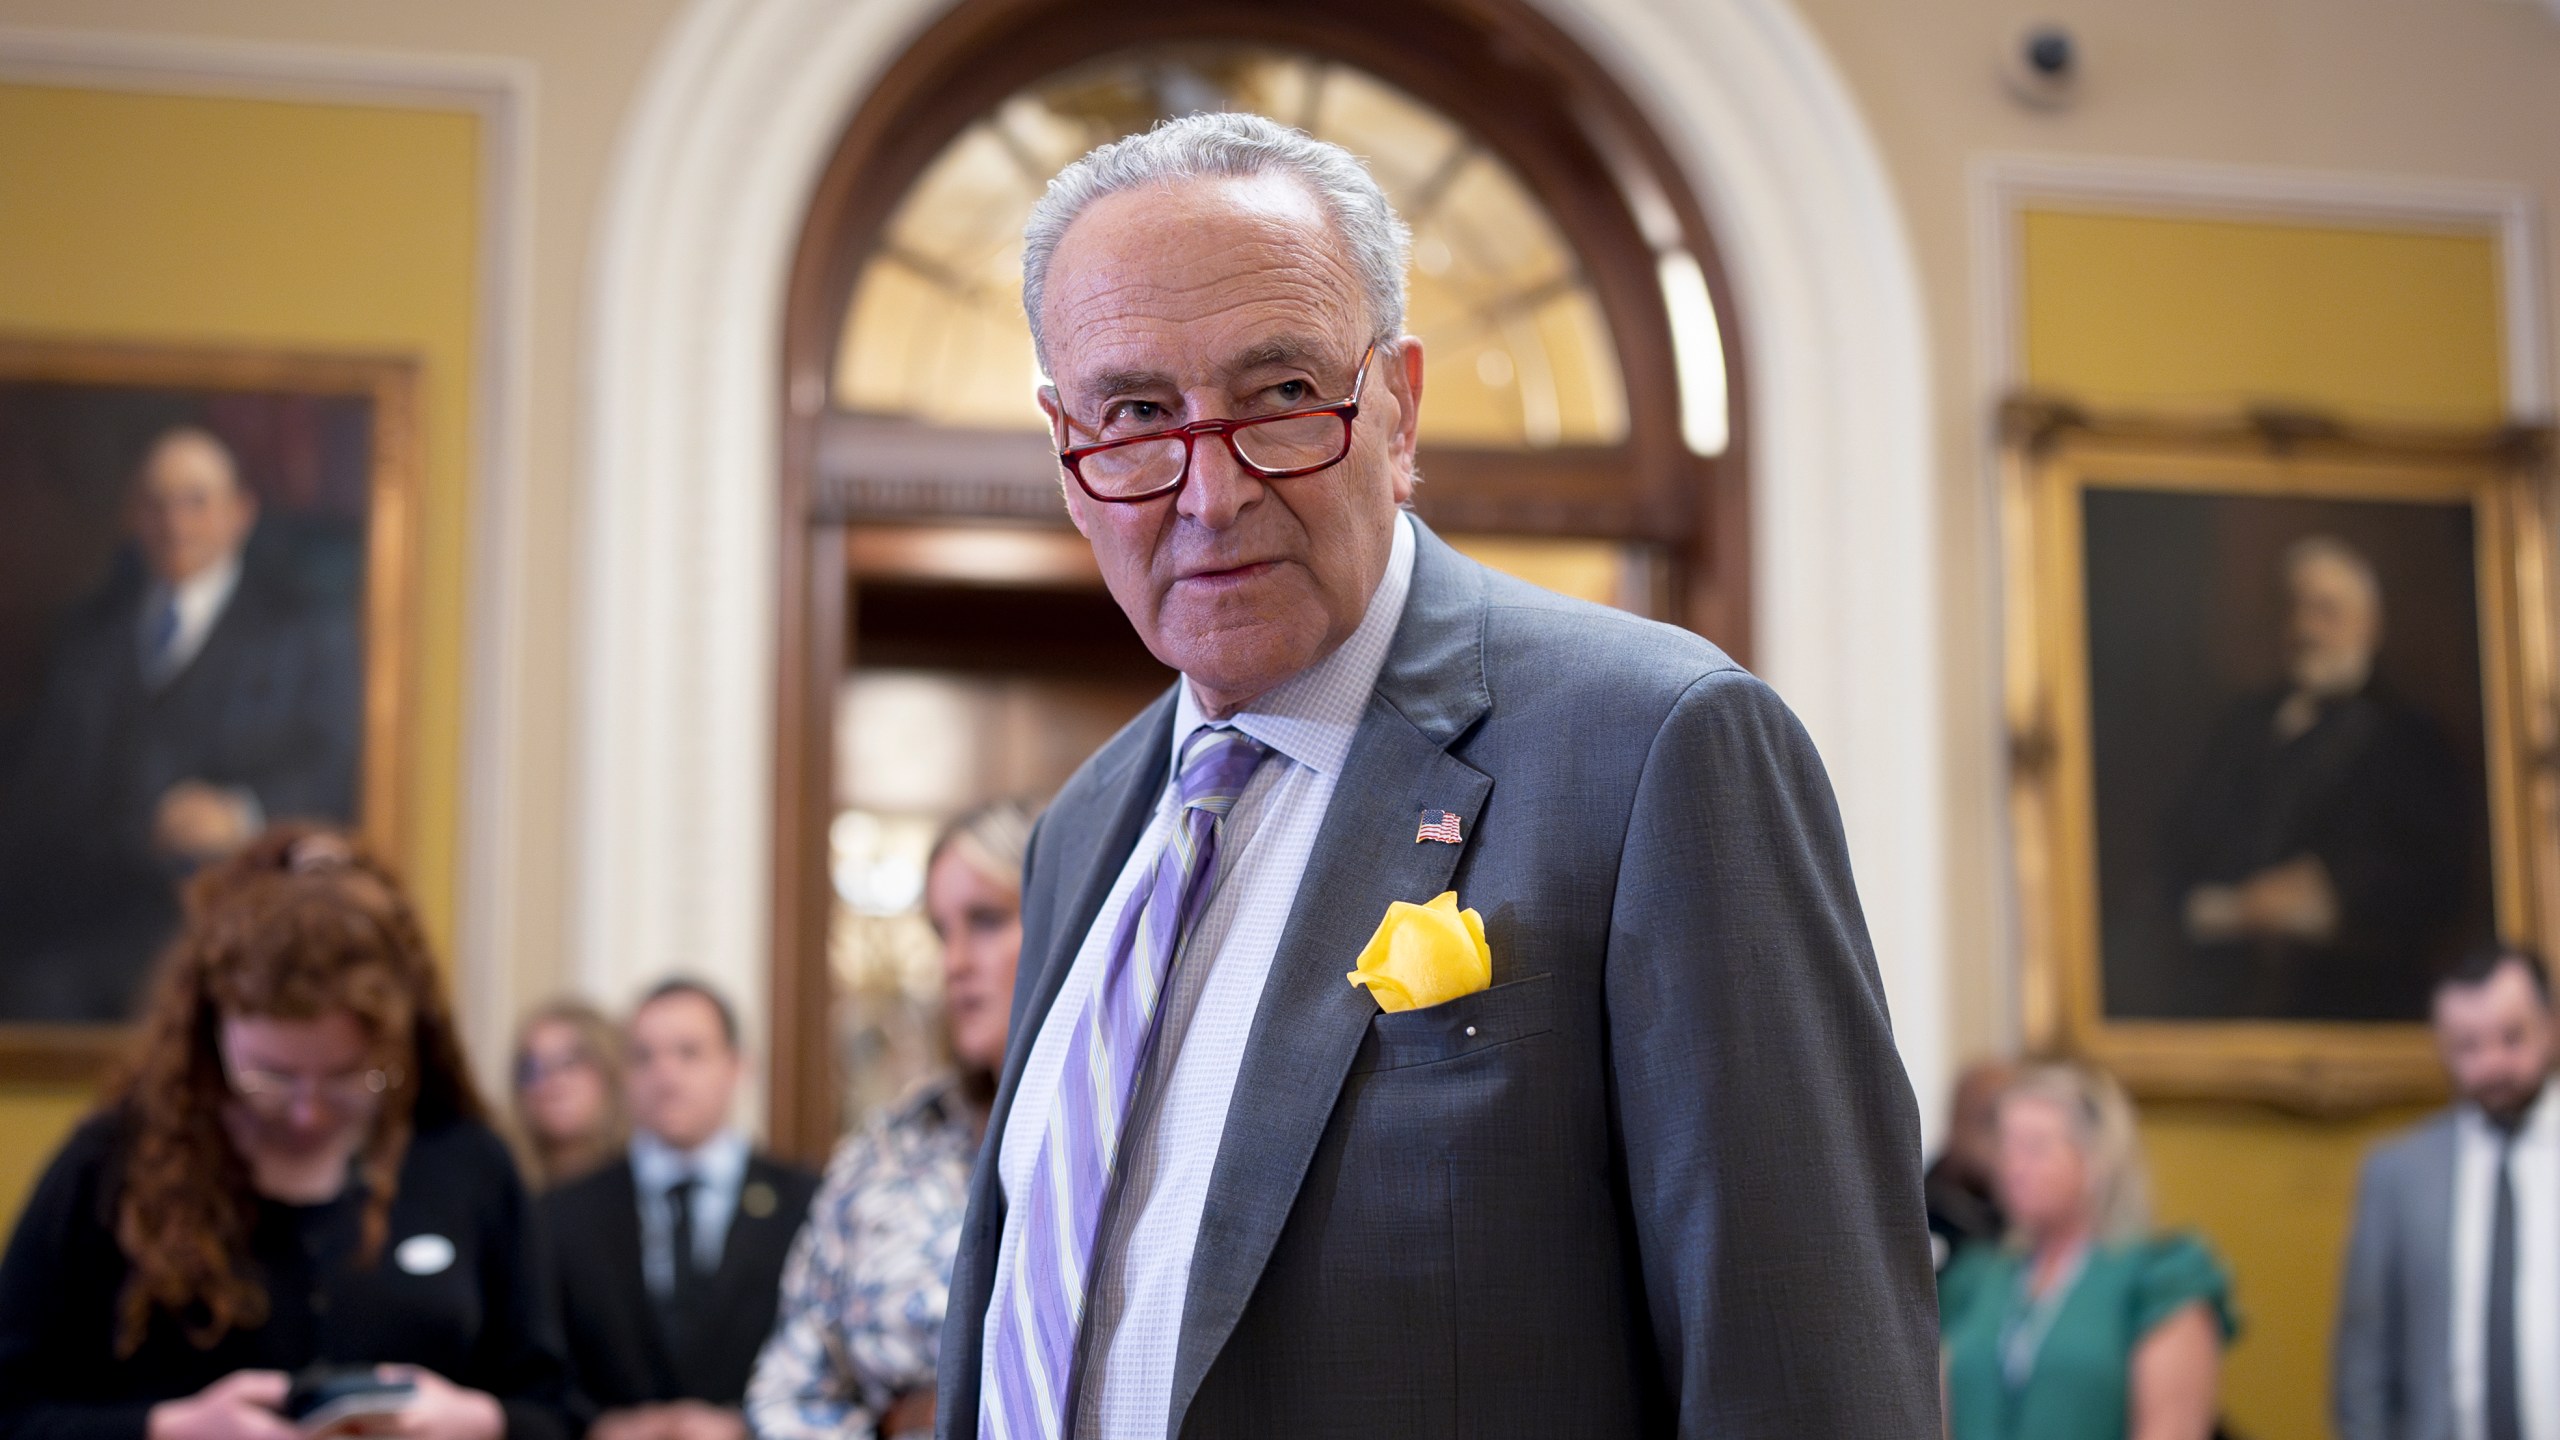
1021, 111, 1412, 371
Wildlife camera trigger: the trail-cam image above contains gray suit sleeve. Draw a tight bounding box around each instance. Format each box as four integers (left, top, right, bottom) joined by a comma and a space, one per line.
2334, 1149, 2400, 1440
1604, 668, 1939, 1437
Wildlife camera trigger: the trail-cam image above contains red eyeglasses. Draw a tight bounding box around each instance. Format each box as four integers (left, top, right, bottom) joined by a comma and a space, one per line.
1055, 341, 1379, 504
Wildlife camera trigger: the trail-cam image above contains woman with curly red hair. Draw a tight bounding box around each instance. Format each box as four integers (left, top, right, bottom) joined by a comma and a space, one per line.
0, 825, 572, 1440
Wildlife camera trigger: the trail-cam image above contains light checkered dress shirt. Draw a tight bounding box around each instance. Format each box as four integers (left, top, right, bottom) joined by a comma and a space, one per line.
982, 511, 1416, 1439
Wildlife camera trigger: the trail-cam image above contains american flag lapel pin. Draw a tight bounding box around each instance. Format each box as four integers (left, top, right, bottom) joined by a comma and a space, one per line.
1415, 808, 1464, 844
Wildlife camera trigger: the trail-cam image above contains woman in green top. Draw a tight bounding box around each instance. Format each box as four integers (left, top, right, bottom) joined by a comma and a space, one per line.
1939, 1063, 2237, 1440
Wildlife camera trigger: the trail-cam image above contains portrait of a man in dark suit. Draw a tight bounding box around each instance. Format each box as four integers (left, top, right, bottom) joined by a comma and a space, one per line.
2083, 490, 2497, 1026
2166, 536, 2471, 1019
0, 421, 361, 1022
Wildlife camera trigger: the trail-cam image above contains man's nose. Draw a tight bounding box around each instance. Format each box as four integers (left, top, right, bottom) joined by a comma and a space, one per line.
1178, 433, 1264, 529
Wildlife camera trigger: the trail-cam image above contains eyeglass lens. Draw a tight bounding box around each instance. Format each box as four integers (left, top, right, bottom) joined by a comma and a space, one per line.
516, 1050, 592, 1089
232, 1065, 392, 1114
1079, 412, 1351, 499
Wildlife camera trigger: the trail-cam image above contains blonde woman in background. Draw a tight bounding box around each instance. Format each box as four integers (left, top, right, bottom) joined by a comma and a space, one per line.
1939, 1062, 2237, 1440
746, 799, 1037, 1440
509, 997, 629, 1189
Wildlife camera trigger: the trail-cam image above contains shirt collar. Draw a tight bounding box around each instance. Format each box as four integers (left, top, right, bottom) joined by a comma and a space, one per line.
1169, 509, 1415, 781
145, 550, 242, 632
630, 1127, 750, 1191
174, 551, 241, 623
2460, 1076, 2560, 1148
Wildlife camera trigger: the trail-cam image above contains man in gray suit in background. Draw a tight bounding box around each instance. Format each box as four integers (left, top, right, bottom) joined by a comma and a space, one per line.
936, 112, 1937, 1439
2337, 947, 2559, 1440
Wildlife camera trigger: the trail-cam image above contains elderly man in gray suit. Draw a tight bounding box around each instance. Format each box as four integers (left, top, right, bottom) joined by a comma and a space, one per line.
2337, 946, 2560, 1440
934, 112, 1937, 1440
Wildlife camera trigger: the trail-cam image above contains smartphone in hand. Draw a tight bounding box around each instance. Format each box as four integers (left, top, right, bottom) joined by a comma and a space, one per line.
282, 1367, 416, 1439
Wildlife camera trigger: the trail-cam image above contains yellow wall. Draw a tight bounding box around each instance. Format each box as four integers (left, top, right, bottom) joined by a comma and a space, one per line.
0, 85, 479, 1226
2024, 211, 2506, 425
2022, 210, 2505, 1440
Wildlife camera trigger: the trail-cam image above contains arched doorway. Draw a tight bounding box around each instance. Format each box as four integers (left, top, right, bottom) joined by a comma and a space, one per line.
576, 0, 1946, 1160
769, 0, 1750, 1154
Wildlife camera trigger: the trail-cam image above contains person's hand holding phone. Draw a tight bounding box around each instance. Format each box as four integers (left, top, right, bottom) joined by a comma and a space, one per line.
148, 1370, 297, 1440
365, 1367, 502, 1440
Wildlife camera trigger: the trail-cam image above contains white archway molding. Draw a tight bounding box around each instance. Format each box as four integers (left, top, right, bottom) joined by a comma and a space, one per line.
1547, 0, 1948, 1131
579, 0, 1950, 1134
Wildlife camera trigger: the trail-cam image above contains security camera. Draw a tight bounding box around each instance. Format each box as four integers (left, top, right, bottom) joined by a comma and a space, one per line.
2003, 22, 2078, 110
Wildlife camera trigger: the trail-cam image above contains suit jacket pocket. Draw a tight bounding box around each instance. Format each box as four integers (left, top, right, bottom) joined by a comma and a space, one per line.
1352, 973, 1555, 1074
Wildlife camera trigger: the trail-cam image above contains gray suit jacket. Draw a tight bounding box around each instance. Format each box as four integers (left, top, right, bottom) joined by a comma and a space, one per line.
935, 522, 1939, 1438
2336, 1110, 2462, 1440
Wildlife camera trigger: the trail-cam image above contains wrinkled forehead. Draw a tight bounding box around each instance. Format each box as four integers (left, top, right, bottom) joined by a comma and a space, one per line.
1038, 173, 1370, 387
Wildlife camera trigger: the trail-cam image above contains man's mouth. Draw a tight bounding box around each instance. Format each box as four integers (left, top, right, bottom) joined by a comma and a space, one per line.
1175, 559, 1278, 586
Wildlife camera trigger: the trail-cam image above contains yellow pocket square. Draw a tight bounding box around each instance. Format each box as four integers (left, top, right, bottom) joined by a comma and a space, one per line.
1346, 891, 1492, 1013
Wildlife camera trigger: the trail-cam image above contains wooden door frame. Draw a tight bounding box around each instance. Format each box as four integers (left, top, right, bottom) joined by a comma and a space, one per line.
768, 0, 1750, 1159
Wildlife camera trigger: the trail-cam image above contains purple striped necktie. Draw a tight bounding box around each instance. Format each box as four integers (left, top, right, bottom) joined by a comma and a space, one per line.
983, 725, 1270, 1440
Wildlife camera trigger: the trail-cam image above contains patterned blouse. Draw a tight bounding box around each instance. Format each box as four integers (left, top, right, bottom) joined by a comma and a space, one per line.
745, 1076, 982, 1440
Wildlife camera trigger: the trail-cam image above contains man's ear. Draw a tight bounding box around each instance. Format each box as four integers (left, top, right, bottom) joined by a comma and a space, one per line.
1386, 336, 1425, 504
1039, 385, 1095, 539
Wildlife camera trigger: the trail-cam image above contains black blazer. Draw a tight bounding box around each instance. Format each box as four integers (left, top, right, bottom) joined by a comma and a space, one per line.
0, 1112, 575, 1440
541, 1150, 818, 1414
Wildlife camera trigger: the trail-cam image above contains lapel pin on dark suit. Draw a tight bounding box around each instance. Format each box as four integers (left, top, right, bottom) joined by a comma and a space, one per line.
1415, 808, 1464, 844
741, 1180, 777, 1220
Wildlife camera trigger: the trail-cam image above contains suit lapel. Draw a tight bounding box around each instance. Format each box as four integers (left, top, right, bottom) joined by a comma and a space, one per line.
595, 1161, 683, 1391
148, 577, 254, 705
2418, 1113, 2462, 1353
995, 689, 1177, 1117
944, 689, 1176, 1428
697, 1157, 773, 1342
1166, 522, 1492, 1434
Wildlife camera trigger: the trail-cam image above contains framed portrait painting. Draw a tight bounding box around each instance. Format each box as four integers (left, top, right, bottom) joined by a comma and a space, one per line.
0, 339, 417, 1079
2001, 399, 2560, 1109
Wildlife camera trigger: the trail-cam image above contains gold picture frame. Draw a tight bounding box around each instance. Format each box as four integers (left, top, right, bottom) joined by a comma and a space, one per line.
2001, 397, 2560, 1111
0, 338, 419, 1081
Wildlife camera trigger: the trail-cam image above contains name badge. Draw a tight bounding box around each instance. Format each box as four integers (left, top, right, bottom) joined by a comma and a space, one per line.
395, 1234, 457, 1276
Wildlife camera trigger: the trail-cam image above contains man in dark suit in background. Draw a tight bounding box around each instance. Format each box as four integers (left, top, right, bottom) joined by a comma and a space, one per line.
935, 113, 1936, 1439
0, 425, 359, 1020
546, 979, 819, 1440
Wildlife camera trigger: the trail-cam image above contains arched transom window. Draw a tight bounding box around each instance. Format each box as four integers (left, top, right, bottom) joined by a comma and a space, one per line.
835, 47, 1653, 453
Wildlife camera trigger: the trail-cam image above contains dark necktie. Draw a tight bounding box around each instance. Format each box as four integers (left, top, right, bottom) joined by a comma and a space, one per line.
663, 1175, 702, 1333
2488, 1130, 2522, 1440
142, 594, 181, 687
